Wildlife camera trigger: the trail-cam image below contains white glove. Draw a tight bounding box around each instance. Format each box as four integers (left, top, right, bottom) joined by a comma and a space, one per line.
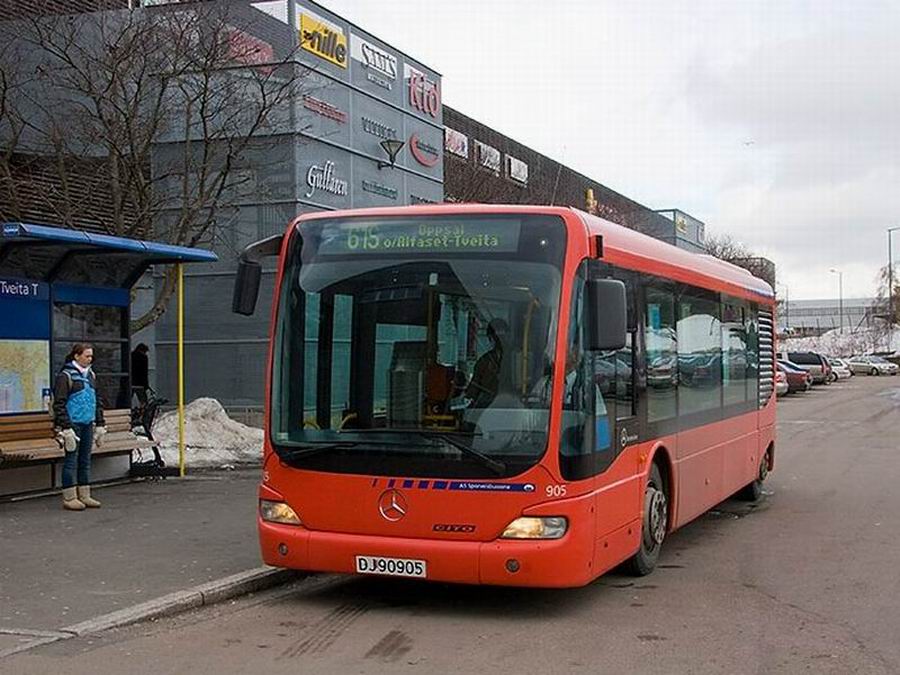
94, 426, 108, 448
59, 428, 78, 452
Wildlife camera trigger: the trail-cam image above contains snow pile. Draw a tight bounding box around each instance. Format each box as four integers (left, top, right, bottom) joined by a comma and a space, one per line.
152, 398, 263, 468
781, 325, 900, 358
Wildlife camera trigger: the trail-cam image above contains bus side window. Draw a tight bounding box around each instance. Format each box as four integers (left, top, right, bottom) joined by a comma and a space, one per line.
615, 331, 635, 419
645, 283, 678, 423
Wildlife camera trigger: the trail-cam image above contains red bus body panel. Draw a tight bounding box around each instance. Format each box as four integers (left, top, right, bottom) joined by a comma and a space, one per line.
258, 205, 776, 587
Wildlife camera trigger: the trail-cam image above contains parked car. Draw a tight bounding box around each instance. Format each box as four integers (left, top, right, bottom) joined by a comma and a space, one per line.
775, 369, 790, 397
779, 351, 832, 385
827, 357, 853, 380
777, 360, 812, 393
847, 355, 900, 376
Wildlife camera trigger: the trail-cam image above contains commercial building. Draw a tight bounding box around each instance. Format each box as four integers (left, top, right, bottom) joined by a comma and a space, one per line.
782, 298, 878, 336
1, 0, 765, 418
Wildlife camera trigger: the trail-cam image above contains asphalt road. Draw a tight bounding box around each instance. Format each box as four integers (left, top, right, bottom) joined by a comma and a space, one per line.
8, 375, 900, 674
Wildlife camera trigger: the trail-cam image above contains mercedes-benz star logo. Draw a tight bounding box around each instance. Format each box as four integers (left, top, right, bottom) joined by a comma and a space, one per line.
378, 489, 408, 522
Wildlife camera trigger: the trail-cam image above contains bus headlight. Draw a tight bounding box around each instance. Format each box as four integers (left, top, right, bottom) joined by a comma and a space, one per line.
260, 500, 302, 525
501, 517, 567, 539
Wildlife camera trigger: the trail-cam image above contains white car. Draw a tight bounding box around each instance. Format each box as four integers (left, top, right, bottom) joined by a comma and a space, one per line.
827, 357, 853, 380
775, 369, 790, 396
847, 355, 899, 376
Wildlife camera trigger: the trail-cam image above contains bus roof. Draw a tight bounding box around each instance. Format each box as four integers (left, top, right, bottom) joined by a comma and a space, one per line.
293, 204, 775, 302
575, 208, 774, 301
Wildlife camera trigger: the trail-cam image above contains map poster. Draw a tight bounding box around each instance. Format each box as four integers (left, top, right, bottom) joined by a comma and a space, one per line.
0, 339, 51, 414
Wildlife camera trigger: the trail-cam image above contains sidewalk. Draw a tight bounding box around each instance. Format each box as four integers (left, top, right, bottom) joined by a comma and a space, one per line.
0, 468, 269, 634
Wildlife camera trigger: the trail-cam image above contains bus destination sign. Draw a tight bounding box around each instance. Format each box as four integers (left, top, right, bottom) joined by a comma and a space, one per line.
317, 219, 521, 255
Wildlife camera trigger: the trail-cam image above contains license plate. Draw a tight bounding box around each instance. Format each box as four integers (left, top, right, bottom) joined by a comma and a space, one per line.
355, 555, 427, 578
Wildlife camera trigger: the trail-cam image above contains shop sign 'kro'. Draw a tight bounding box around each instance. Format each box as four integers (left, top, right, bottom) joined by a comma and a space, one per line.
405, 64, 440, 118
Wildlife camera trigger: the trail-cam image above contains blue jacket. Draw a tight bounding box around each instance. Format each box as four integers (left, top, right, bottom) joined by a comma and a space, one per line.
53, 363, 105, 429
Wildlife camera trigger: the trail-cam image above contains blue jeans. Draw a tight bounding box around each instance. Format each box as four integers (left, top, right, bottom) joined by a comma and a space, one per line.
62, 423, 94, 488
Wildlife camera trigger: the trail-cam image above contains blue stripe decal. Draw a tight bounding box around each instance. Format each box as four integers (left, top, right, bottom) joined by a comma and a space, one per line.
373, 478, 535, 493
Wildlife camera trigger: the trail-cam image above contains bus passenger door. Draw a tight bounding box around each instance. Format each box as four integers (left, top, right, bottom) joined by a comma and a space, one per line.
591, 332, 640, 534
588, 268, 640, 547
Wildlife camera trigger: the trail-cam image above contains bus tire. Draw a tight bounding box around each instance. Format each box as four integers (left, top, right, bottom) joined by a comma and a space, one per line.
738, 448, 770, 501
626, 463, 667, 576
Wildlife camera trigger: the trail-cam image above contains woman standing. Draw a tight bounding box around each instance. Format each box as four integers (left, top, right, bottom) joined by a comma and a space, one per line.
53, 343, 107, 511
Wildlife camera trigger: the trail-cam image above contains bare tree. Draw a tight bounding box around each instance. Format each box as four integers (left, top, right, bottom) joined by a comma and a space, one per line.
704, 233, 752, 262
0, 3, 309, 330
444, 154, 528, 205
869, 263, 899, 348
704, 232, 776, 288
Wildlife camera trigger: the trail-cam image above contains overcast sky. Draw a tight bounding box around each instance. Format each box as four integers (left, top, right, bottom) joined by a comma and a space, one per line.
321, 0, 900, 300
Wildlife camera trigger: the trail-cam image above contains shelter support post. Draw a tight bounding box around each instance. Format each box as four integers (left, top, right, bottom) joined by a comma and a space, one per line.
178, 263, 185, 477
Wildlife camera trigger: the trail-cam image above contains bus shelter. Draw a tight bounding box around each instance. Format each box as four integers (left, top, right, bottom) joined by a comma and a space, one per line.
0, 222, 217, 494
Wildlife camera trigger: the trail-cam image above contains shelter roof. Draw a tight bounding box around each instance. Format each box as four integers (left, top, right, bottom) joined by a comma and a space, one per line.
0, 222, 217, 288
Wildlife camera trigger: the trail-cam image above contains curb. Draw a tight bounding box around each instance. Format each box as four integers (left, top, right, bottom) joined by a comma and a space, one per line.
0, 566, 297, 658
62, 567, 298, 636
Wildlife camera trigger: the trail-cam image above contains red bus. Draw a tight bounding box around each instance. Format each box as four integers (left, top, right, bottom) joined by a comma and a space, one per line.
233, 204, 776, 587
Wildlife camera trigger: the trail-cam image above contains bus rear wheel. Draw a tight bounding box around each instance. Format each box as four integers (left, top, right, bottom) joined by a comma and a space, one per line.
626, 463, 667, 576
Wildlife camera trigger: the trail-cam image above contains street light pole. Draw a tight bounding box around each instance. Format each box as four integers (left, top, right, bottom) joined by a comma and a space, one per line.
830, 269, 843, 334
776, 282, 789, 333
889, 227, 900, 351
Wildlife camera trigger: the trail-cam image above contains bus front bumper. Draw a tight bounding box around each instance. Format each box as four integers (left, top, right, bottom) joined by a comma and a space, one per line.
259, 519, 598, 588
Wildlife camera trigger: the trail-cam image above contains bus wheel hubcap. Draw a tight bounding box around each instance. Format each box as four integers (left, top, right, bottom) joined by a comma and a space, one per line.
645, 487, 667, 547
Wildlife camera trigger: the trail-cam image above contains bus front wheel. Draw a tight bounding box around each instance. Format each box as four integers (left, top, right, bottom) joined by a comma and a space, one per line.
738, 448, 770, 501
626, 463, 667, 576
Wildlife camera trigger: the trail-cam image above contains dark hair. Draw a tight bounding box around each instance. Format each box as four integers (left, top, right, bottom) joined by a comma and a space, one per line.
66, 343, 93, 362
135, 343, 149, 354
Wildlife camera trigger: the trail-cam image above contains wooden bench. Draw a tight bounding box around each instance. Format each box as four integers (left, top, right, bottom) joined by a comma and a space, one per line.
0, 412, 60, 464
0, 409, 156, 496
96, 409, 156, 455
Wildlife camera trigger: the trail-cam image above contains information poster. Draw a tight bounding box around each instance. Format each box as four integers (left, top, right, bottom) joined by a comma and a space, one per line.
0, 339, 51, 414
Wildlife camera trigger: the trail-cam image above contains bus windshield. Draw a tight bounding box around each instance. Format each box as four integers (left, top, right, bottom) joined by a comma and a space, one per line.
270, 214, 567, 478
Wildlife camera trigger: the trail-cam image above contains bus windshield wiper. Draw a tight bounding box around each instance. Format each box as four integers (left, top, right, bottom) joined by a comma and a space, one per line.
412, 431, 506, 476
279, 441, 361, 460
329, 429, 505, 475
279, 437, 416, 460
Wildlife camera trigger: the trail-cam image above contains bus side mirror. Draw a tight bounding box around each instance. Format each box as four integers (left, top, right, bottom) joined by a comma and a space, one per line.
231, 234, 284, 316
587, 279, 627, 351
232, 260, 262, 316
